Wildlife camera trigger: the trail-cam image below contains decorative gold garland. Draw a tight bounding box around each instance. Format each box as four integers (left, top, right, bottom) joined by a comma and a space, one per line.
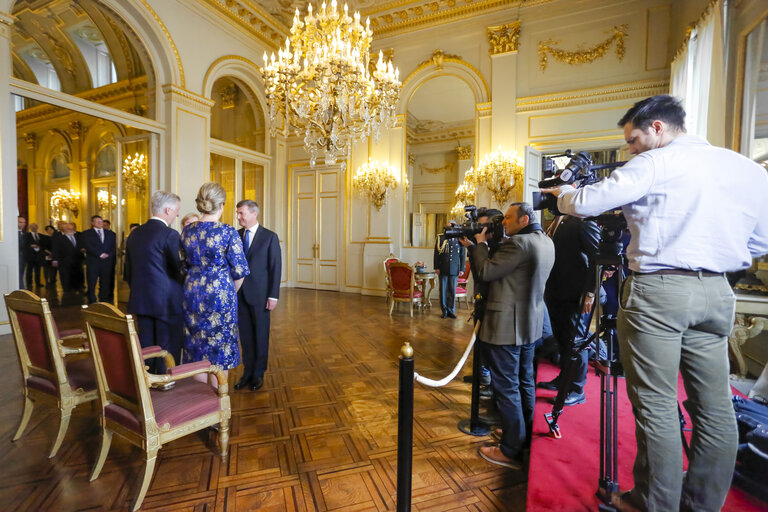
419, 163, 453, 175
538, 24, 628, 72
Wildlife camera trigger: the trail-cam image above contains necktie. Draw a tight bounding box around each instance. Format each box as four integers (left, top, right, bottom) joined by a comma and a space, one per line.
33, 233, 38, 242
69, 235, 76, 246
244, 229, 250, 252
98, 229, 103, 243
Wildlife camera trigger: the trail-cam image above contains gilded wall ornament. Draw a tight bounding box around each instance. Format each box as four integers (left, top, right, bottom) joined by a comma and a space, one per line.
408, 153, 416, 166
24, 133, 36, 150
419, 49, 463, 70
420, 162, 454, 175
487, 21, 521, 55
455, 145, 472, 160
67, 121, 82, 140
538, 24, 628, 71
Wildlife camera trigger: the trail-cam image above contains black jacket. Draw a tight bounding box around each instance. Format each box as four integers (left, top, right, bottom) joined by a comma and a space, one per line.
125, 219, 184, 316
237, 225, 281, 307
544, 216, 600, 303
433, 234, 466, 276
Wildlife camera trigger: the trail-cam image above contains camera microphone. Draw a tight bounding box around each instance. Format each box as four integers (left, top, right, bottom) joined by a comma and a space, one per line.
538, 151, 593, 189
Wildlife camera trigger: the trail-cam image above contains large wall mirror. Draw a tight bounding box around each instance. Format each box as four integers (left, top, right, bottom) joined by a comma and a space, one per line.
736, 14, 768, 294
404, 75, 475, 248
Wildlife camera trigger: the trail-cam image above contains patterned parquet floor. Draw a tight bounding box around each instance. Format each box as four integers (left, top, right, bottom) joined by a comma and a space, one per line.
0, 288, 526, 511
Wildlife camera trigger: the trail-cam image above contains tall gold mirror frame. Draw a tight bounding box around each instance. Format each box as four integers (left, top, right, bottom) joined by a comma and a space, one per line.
400, 69, 482, 249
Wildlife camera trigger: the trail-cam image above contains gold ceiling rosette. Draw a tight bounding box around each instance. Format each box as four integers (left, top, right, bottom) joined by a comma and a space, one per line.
262, 1, 401, 168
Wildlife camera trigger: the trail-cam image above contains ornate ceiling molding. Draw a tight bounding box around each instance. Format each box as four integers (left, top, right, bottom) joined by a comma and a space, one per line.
137, 0, 186, 87
515, 79, 669, 113
487, 21, 520, 55
364, 0, 551, 38
538, 24, 628, 72
0, 11, 15, 38
201, 0, 289, 49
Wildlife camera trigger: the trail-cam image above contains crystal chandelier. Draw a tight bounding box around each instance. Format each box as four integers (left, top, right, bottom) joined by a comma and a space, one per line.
471, 148, 524, 207
123, 153, 147, 192
96, 190, 120, 212
262, 0, 401, 167
450, 180, 476, 219
352, 159, 398, 210
50, 188, 80, 220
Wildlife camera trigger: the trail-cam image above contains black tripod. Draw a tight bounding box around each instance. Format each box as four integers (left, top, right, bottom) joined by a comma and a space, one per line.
544, 217, 690, 511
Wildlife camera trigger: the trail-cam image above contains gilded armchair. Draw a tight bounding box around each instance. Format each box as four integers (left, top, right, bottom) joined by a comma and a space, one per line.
4, 289, 98, 458
82, 303, 231, 511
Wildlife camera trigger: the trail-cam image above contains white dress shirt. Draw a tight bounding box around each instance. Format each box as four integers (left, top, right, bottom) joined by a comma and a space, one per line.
555, 135, 768, 273
243, 222, 278, 303
150, 216, 169, 227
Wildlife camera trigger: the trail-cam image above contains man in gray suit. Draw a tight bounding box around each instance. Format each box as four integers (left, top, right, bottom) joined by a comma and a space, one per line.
469, 202, 554, 469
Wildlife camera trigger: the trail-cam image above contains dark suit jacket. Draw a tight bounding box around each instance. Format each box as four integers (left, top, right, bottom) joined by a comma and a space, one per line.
544, 216, 600, 303
238, 225, 281, 307
52, 232, 80, 264
23, 232, 46, 265
470, 228, 554, 346
125, 219, 184, 316
79, 228, 117, 265
434, 234, 466, 275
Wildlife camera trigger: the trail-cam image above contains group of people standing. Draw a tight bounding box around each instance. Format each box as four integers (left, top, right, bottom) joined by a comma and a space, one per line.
124, 183, 281, 391
17, 215, 117, 303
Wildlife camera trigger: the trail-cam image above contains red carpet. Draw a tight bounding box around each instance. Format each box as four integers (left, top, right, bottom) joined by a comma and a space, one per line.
526, 360, 768, 512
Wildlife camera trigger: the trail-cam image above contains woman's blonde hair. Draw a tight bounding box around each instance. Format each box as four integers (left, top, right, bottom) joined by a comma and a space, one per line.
195, 182, 226, 214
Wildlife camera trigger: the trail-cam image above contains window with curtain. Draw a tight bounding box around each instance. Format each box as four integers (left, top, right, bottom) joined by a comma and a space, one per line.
669, 0, 725, 145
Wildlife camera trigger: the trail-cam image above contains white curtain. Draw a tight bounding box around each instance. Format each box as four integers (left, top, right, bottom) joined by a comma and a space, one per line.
741, 20, 767, 158
669, 0, 725, 146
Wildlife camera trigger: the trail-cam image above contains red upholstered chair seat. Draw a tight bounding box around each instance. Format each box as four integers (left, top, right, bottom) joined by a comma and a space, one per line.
152, 379, 221, 428
456, 286, 467, 294
394, 290, 423, 299
26, 375, 58, 396
66, 357, 97, 392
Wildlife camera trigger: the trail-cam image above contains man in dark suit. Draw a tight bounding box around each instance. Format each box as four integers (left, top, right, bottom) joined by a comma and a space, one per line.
236, 199, 282, 391
537, 215, 600, 407
469, 202, 554, 469
434, 227, 466, 318
18, 216, 27, 288
23, 223, 45, 289
125, 191, 183, 372
42, 225, 58, 289
79, 215, 117, 303
51, 223, 81, 293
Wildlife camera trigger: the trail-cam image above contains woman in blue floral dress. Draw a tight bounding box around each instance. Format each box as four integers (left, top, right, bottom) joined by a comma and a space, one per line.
181, 182, 249, 383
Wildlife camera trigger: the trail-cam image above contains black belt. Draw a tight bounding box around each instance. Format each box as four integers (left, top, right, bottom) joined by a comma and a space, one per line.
636, 269, 724, 277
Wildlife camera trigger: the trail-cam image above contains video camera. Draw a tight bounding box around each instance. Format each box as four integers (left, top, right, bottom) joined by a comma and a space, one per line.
532, 150, 600, 215
443, 205, 505, 243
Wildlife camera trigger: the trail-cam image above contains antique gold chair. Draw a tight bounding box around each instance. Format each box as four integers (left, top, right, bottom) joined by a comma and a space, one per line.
388, 262, 423, 317
383, 254, 400, 306
4, 289, 98, 458
82, 303, 231, 512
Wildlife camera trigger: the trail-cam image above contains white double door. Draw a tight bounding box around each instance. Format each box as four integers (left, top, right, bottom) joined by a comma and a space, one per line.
291, 166, 341, 290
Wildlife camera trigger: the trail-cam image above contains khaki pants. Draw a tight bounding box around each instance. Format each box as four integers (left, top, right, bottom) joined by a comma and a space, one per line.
618, 273, 737, 512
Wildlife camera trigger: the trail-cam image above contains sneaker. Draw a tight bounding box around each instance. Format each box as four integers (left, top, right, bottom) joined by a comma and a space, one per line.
478, 445, 522, 469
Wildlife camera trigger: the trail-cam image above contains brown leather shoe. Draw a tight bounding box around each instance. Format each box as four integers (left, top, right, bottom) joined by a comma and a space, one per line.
478, 446, 522, 469
611, 490, 644, 512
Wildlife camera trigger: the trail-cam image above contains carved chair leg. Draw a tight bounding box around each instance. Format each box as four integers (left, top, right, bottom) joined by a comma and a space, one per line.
89, 429, 113, 482
410, 302, 413, 317
49, 409, 72, 458
390, 299, 395, 315
132, 449, 158, 512
13, 395, 34, 442
218, 419, 230, 459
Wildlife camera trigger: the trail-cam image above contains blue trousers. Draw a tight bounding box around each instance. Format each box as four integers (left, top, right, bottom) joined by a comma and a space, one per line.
439, 274, 458, 314
480, 341, 536, 459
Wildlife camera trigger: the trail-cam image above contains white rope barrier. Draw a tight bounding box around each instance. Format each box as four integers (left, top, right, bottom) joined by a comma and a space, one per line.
413, 322, 480, 387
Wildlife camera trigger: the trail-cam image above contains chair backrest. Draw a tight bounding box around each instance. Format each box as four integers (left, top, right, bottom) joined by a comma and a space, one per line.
4, 290, 68, 390
81, 303, 153, 436
459, 260, 471, 281
383, 255, 400, 282
388, 262, 415, 294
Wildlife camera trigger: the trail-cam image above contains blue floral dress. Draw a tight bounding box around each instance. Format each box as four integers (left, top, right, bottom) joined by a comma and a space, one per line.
181, 221, 249, 369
